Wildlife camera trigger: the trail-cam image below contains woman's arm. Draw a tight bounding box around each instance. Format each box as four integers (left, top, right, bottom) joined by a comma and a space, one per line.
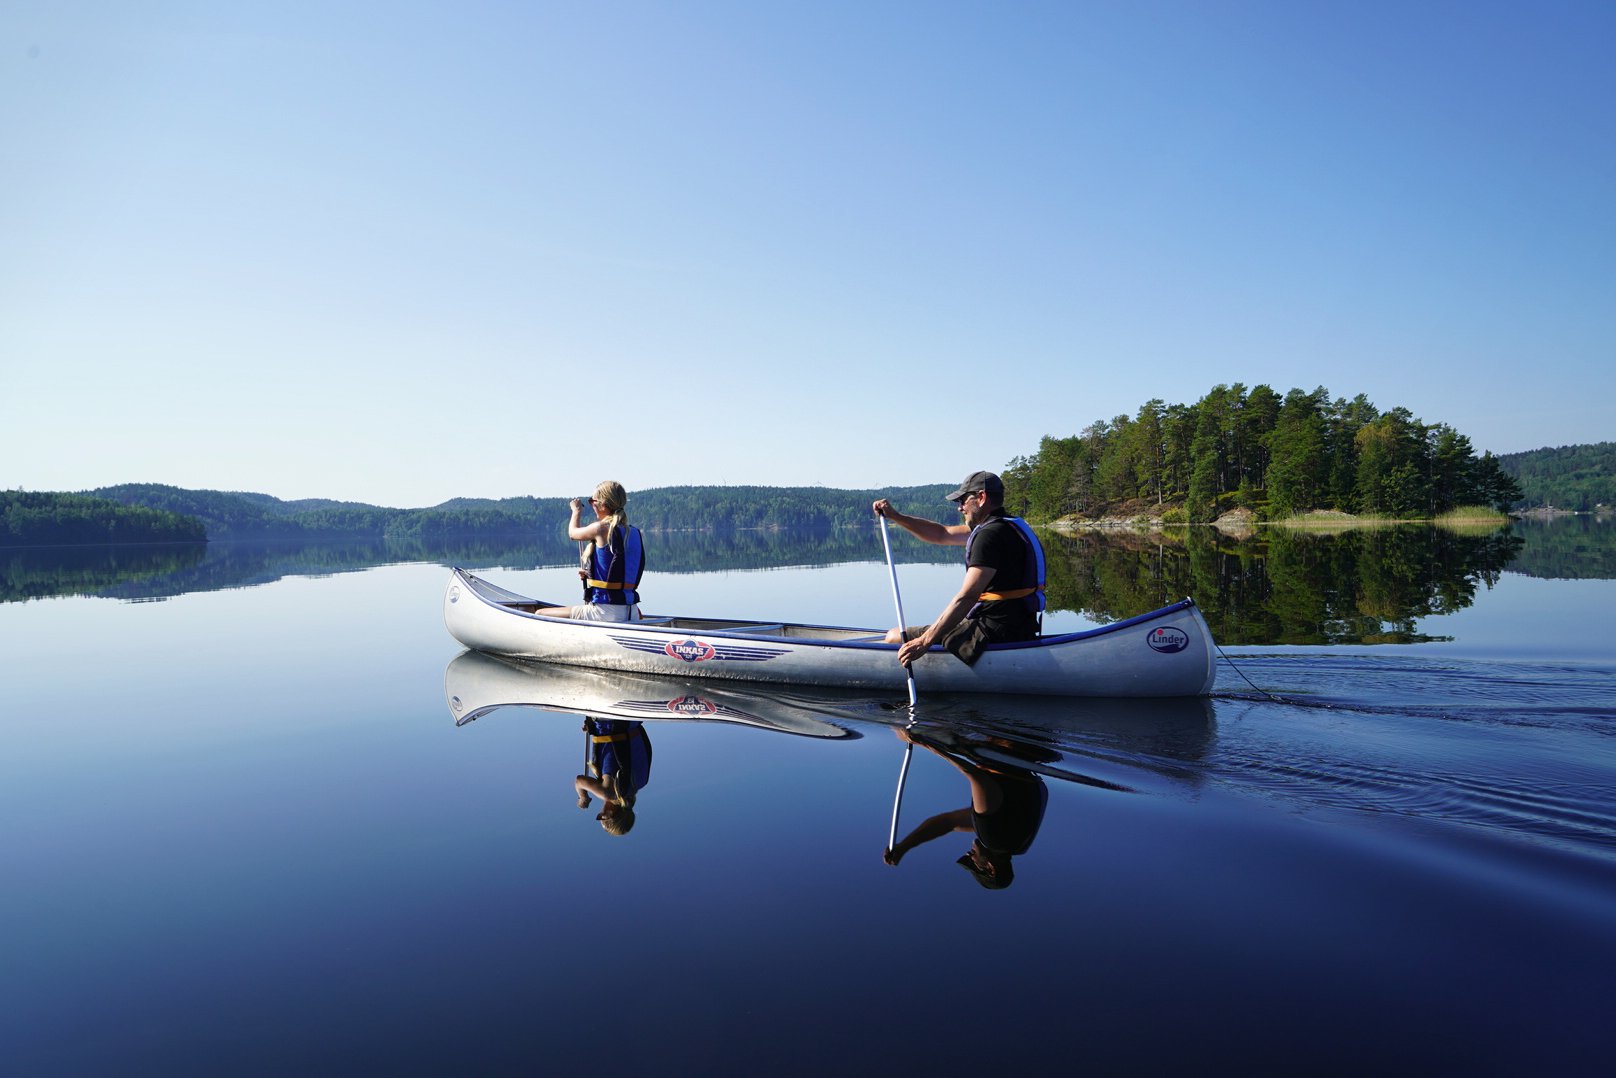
566, 500, 610, 544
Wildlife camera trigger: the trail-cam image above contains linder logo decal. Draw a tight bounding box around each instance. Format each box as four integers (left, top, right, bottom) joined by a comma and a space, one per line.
1147, 627, 1190, 653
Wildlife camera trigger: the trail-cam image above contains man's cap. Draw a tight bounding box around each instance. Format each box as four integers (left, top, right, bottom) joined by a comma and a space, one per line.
945, 470, 1004, 502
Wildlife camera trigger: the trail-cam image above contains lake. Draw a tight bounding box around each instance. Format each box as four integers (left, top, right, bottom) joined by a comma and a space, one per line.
3, 519, 1614, 1075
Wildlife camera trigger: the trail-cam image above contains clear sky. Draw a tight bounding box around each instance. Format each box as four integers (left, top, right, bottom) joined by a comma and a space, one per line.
4, 1, 1612, 508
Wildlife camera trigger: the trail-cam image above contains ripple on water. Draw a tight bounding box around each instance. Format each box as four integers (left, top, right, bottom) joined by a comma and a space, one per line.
1204, 652, 1616, 860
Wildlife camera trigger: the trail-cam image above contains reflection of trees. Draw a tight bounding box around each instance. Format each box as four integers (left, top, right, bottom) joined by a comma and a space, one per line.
10, 527, 1563, 637
1503, 517, 1616, 580
1, 544, 208, 602
4, 530, 961, 602
1043, 525, 1526, 645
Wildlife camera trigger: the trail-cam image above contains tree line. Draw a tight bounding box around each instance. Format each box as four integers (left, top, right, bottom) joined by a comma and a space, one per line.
4, 483, 958, 546
2, 491, 207, 547
1002, 384, 1524, 523
1495, 442, 1615, 511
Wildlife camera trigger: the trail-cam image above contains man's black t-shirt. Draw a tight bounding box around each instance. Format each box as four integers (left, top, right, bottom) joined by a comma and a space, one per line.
962, 512, 1040, 644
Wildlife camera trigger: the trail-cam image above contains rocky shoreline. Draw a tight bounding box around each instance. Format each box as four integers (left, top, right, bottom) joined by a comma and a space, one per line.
1042, 505, 1559, 534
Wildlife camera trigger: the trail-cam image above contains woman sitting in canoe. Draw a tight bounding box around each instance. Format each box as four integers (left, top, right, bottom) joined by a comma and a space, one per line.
537, 480, 645, 622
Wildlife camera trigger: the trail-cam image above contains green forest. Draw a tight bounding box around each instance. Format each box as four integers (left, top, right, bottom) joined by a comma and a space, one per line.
1, 491, 207, 546
0, 483, 956, 546
1002, 384, 1525, 523
1495, 442, 1616, 511
4, 401, 1608, 547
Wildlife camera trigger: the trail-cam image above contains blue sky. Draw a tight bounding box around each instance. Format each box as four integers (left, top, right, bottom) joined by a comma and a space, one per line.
4, 1, 1612, 508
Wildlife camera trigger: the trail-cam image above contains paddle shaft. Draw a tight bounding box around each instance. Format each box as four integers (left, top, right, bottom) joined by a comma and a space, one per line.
878, 512, 918, 853
878, 514, 918, 709
579, 538, 590, 602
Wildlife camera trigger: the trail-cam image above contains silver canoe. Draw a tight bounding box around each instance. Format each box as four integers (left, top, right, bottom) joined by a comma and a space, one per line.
445, 649, 862, 739
443, 568, 1218, 697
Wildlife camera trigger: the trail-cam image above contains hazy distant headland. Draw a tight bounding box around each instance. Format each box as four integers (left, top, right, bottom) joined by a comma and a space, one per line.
0, 484, 957, 546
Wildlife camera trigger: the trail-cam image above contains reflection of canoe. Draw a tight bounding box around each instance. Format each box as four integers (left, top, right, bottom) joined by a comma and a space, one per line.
444, 650, 861, 739
891, 694, 1217, 775
443, 569, 1218, 697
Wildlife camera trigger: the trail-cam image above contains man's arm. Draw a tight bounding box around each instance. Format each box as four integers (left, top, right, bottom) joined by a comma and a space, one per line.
872, 499, 969, 546
884, 807, 973, 864
897, 564, 996, 666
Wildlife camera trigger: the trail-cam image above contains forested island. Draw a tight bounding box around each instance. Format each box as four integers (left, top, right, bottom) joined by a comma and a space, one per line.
1003, 384, 1529, 524
4, 385, 1607, 547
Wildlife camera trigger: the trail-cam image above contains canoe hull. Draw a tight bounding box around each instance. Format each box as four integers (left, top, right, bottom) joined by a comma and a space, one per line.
443, 568, 1217, 697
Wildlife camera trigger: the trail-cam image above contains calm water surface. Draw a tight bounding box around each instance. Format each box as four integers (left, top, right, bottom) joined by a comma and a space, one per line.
3, 530, 1614, 1075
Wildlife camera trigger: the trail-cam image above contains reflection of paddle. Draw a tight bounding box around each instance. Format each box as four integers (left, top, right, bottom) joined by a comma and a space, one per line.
877, 512, 917, 853
888, 728, 915, 856
578, 721, 592, 808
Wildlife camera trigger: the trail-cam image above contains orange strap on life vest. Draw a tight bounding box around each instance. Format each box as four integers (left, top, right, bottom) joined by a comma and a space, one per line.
976, 585, 1044, 601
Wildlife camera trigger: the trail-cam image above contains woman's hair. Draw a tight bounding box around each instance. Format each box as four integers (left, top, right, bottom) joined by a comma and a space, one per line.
600, 804, 636, 836
594, 480, 629, 532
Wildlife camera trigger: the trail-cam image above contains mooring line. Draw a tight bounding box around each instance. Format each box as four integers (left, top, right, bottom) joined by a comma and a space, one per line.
1211, 641, 1333, 708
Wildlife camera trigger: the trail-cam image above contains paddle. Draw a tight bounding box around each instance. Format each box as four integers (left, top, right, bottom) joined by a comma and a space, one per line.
878, 511, 917, 854
878, 513, 918, 710
579, 525, 590, 604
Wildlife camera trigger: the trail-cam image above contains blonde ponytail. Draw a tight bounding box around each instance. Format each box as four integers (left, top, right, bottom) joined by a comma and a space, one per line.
594, 480, 629, 535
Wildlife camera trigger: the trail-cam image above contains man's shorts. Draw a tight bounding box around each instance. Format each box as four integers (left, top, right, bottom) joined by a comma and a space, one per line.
902, 619, 992, 665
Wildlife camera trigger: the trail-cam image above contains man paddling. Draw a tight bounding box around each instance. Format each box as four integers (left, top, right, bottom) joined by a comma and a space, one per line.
872, 470, 1046, 667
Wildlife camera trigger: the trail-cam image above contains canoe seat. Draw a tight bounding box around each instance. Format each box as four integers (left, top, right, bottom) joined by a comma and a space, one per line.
723, 623, 786, 635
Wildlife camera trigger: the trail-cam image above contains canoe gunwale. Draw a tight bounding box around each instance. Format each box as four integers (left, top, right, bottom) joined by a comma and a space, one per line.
450, 567, 1198, 656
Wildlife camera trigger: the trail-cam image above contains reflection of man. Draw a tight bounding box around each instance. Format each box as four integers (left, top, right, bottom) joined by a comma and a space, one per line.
882, 727, 1049, 889
872, 470, 1046, 668
575, 718, 652, 836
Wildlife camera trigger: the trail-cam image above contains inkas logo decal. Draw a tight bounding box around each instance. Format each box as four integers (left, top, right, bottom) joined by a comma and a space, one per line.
1147, 627, 1190, 653
665, 639, 717, 663
667, 695, 720, 715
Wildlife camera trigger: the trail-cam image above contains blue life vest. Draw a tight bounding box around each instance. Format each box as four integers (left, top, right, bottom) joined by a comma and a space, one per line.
586, 719, 652, 802
964, 515, 1046, 615
585, 524, 645, 606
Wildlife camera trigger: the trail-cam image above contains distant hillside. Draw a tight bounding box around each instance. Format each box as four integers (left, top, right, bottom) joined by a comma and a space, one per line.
1496, 443, 1615, 511
90, 484, 406, 538
2, 490, 207, 547
70, 483, 957, 542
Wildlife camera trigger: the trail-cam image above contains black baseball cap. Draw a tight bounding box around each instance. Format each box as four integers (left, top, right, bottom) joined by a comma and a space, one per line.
945, 470, 1004, 502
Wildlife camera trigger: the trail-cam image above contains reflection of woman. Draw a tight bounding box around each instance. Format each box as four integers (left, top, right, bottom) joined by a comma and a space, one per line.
537, 480, 644, 622
575, 718, 652, 836
882, 727, 1048, 889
